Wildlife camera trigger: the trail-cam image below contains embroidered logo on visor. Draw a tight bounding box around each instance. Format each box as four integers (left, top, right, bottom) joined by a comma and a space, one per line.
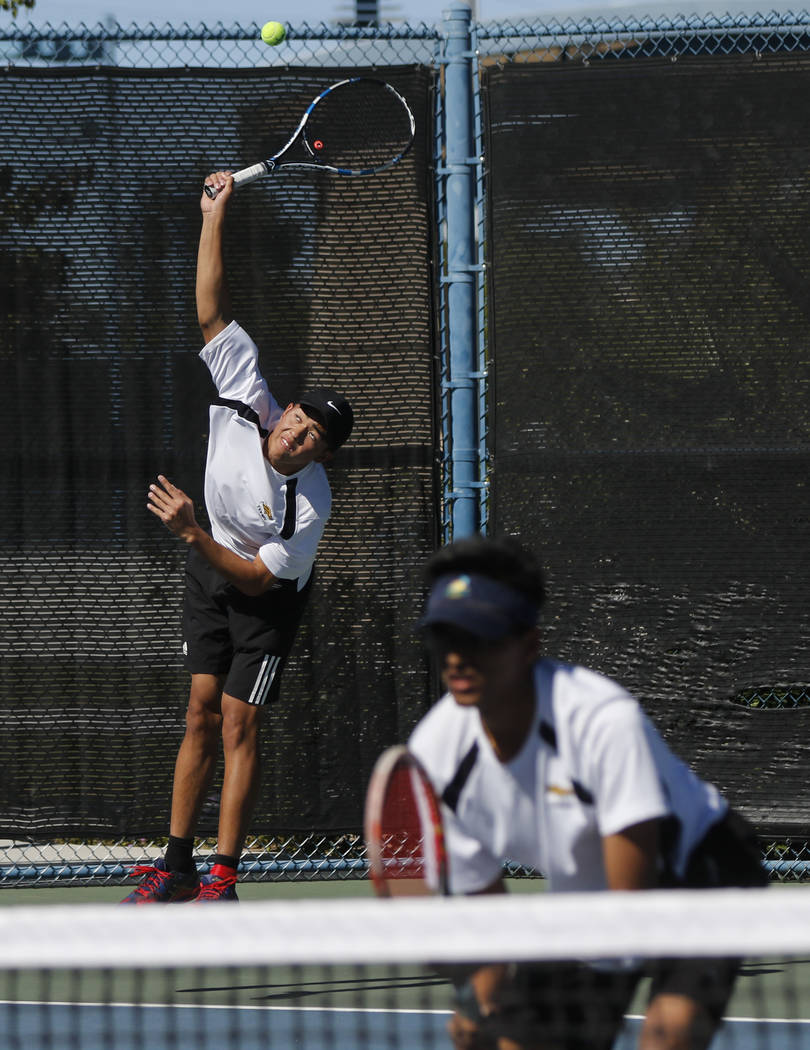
445, 575, 471, 599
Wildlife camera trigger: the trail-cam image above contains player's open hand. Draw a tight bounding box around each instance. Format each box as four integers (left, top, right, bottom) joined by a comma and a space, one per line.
147, 475, 198, 541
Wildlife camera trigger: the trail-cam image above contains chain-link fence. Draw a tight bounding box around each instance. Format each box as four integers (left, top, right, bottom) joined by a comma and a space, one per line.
476, 10, 810, 883
3, 10, 809, 885
1, 18, 444, 887
0, 21, 439, 67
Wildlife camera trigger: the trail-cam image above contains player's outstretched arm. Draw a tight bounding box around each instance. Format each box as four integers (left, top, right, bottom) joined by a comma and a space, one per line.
197, 172, 234, 344
147, 474, 276, 596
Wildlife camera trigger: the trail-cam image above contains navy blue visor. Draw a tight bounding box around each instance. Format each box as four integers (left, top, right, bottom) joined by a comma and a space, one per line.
418, 573, 539, 641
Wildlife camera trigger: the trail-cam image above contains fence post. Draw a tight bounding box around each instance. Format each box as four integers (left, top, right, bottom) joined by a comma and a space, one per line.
442, 0, 480, 539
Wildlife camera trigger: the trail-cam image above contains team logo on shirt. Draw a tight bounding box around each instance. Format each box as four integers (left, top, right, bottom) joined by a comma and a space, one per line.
546, 784, 575, 797
257, 501, 273, 524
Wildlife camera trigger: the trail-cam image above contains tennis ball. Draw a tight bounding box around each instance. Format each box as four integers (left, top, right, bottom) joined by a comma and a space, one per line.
261, 20, 286, 45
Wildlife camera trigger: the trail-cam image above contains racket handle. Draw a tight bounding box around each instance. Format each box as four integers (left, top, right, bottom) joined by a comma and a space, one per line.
203, 162, 272, 199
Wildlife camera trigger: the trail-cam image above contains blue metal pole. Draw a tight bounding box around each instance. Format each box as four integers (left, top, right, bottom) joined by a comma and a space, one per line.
442, 0, 479, 539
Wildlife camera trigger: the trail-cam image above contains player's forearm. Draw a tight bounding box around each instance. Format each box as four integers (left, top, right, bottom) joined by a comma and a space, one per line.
196, 210, 232, 341
470, 963, 513, 1014
183, 526, 272, 596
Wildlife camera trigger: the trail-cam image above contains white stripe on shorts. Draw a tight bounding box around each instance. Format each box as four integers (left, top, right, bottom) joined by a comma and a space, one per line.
248, 654, 281, 706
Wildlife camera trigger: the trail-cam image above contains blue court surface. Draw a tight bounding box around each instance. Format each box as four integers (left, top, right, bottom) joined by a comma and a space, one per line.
1, 1003, 808, 1049
2, 951, 809, 1050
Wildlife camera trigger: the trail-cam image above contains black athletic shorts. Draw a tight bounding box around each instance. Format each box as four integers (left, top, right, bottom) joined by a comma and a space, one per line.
182, 546, 313, 705
643, 806, 769, 1026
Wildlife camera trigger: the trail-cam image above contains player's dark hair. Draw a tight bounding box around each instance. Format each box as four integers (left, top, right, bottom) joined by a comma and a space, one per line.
423, 534, 545, 608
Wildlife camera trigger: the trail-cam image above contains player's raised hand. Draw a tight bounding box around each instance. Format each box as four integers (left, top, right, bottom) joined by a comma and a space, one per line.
201, 171, 233, 212
147, 475, 199, 541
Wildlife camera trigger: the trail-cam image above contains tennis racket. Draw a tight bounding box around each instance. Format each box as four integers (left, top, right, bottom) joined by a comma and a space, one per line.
364, 745, 449, 897
204, 77, 415, 198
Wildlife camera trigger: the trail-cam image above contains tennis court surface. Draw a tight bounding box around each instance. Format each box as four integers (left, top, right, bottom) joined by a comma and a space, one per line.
2, 887, 809, 1049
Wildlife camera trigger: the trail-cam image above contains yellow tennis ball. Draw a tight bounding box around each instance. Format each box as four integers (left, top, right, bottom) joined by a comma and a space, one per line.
261, 20, 286, 45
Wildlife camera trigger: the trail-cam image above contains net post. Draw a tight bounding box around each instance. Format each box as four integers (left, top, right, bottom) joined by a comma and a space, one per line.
441, 0, 481, 539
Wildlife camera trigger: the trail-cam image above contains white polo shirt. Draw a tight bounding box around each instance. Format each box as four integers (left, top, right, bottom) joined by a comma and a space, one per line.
409, 659, 726, 895
200, 320, 331, 589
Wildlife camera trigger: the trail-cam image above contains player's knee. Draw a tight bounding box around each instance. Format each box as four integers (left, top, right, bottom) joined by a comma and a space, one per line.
220, 697, 262, 753
184, 682, 223, 740
184, 701, 221, 741
640, 994, 715, 1050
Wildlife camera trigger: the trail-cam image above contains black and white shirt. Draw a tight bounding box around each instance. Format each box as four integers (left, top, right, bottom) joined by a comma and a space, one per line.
409, 659, 727, 894
200, 320, 331, 590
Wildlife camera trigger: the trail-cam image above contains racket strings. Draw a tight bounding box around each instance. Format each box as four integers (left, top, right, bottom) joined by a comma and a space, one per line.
305, 80, 414, 171
378, 766, 436, 883
380, 830, 425, 878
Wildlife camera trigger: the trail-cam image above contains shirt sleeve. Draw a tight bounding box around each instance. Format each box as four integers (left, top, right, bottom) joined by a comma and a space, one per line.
199, 320, 279, 431
581, 697, 671, 838
258, 516, 325, 581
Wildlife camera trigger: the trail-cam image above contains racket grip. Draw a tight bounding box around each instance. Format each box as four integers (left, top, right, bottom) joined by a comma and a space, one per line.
203, 162, 270, 200
233, 162, 271, 187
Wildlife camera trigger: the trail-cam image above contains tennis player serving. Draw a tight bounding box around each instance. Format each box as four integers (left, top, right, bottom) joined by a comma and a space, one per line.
122, 171, 353, 904
408, 535, 766, 1050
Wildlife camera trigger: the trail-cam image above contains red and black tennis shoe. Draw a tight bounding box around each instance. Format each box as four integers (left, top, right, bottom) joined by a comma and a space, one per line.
193, 863, 239, 902
120, 859, 200, 904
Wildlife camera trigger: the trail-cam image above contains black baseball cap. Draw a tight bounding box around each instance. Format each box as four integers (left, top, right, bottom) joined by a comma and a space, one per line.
299, 388, 354, 450
418, 573, 540, 641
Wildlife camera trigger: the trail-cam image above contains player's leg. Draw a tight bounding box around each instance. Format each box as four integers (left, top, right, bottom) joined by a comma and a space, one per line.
168, 549, 232, 882
193, 692, 264, 902
640, 993, 717, 1050
120, 672, 224, 905
192, 691, 266, 902
638, 809, 767, 1044
121, 549, 231, 905
168, 672, 225, 840
194, 574, 314, 902
216, 692, 265, 858
171, 547, 233, 844
640, 957, 738, 1050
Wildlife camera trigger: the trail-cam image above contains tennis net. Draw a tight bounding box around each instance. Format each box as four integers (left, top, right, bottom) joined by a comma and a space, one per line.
1, 887, 809, 1049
